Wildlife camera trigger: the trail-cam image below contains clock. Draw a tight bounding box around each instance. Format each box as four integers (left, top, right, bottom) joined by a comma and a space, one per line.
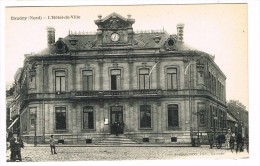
111, 33, 120, 42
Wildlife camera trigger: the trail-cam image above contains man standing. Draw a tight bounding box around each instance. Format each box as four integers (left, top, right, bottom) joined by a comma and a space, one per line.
49, 135, 57, 155
236, 132, 243, 153
208, 128, 214, 149
9, 134, 23, 161
225, 129, 232, 149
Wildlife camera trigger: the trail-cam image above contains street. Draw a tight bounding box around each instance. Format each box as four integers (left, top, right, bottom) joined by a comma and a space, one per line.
6, 145, 249, 162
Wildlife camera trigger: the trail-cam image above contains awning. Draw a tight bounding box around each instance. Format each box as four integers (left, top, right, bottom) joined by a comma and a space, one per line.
227, 113, 238, 122
7, 117, 19, 130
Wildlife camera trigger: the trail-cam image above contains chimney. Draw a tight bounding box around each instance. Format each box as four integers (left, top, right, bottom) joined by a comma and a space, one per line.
176, 24, 184, 42
46, 26, 55, 47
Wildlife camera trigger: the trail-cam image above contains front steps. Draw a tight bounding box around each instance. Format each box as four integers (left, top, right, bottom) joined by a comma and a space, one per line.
97, 134, 141, 145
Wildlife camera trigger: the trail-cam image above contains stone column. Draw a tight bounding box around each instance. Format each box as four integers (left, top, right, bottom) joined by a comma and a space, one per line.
98, 61, 103, 90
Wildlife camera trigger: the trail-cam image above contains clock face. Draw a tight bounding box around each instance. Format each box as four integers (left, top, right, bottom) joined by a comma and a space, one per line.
111, 33, 120, 42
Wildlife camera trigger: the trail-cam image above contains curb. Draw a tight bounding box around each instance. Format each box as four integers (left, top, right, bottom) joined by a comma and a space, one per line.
23, 143, 194, 148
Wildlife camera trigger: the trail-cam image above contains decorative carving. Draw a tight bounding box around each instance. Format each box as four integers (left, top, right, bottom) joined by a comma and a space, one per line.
153, 34, 161, 43
28, 61, 37, 80
55, 38, 68, 54
109, 16, 120, 28
85, 41, 95, 48
164, 35, 178, 51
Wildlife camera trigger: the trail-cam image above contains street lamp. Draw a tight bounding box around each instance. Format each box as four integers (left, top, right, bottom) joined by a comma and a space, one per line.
213, 116, 218, 138
221, 114, 224, 134
184, 55, 206, 146
235, 123, 238, 136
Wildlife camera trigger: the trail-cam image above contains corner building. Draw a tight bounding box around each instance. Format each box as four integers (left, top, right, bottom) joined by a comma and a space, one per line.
18, 13, 227, 144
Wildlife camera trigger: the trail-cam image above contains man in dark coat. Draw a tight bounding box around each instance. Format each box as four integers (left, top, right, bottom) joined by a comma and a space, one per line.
9, 134, 24, 161
236, 132, 244, 153
208, 128, 214, 149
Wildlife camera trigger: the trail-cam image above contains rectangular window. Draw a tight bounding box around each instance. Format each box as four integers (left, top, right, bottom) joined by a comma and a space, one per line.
210, 106, 213, 128
200, 113, 205, 125
29, 107, 37, 129
30, 119, 35, 128
111, 69, 121, 90
168, 104, 179, 127
83, 70, 93, 91
29, 76, 36, 89
55, 107, 66, 130
167, 68, 177, 89
83, 106, 94, 129
139, 68, 150, 89
55, 71, 66, 92
140, 105, 151, 128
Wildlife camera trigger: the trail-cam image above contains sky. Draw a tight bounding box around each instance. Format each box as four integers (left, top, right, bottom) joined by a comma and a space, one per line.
4, 4, 248, 109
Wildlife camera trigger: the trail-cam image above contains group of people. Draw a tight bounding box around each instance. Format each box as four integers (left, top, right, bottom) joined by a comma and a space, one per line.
8, 132, 24, 162
7, 132, 58, 162
208, 128, 249, 153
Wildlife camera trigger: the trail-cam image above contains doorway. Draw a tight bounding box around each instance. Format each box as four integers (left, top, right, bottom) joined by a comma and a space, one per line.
110, 106, 124, 134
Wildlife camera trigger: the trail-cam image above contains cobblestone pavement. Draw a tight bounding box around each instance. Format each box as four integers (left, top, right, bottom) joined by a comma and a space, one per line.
6, 145, 249, 162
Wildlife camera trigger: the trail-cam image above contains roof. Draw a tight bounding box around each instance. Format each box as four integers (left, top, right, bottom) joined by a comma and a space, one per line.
32, 13, 210, 56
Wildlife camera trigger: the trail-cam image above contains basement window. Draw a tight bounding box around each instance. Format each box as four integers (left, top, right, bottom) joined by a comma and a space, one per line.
171, 137, 177, 142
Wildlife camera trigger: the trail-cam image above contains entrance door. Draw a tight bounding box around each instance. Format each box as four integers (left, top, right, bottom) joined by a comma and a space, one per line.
110, 106, 124, 134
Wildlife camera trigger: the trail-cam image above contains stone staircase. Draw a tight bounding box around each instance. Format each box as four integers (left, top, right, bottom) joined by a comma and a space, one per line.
97, 134, 141, 145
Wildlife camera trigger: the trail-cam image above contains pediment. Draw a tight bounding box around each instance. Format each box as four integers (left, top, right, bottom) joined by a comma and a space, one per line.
95, 12, 134, 30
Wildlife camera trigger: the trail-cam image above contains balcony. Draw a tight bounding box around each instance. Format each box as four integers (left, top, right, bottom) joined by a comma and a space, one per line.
25, 89, 226, 105
72, 89, 162, 99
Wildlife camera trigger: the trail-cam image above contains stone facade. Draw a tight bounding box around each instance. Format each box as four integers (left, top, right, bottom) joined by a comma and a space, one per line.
11, 13, 227, 145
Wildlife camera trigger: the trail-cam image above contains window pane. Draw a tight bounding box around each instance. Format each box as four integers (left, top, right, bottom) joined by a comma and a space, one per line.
111, 69, 121, 75
83, 70, 93, 76
167, 74, 172, 89
140, 105, 151, 128
144, 75, 149, 89
139, 75, 145, 89
168, 104, 179, 127
56, 71, 65, 76
83, 70, 93, 91
83, 107, 94, 129
61, 77, 65, 91
88, 76, 93, 90
111, 75, 117, 90
167, 68, 177, 90
139, 69, 150, 89
173, 73, 177, 89
83, 75, 88, 91
56, 77, 61, 91
140, 69, 149, 74
200, 113, 205, 124
83, 112, 89, 129
116, 75, 121, 90
167, 68, 177, 74
29, 76, 36, 89
55, 107, 66, 130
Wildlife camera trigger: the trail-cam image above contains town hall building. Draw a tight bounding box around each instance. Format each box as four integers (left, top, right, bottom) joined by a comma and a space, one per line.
10, 13, 227, 145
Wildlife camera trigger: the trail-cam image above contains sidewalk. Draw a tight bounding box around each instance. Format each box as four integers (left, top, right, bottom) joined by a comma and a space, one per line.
22, 142, 193, 147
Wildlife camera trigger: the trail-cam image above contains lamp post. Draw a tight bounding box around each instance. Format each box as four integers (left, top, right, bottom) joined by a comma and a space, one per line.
184, 56, 206, 146
235, 123, 238, 136
221, 114, 224, 134
213, 116, 218, 138
34, 115, 37, 146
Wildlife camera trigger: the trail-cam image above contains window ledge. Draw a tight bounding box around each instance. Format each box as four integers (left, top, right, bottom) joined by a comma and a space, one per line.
139, 128, 153, 130
54, 130, 67, 132
81, 129, 96, 132
167, 127, 181, 130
